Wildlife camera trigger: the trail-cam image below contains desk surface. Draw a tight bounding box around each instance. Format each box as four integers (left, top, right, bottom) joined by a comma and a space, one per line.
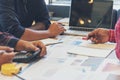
0, 35, 120, 80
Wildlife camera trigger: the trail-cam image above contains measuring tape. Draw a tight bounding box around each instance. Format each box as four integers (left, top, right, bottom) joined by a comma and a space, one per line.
1, 63, 21, 76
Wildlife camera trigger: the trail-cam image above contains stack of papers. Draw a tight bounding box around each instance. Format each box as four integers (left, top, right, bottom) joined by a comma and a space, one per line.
67, 41, 116, 58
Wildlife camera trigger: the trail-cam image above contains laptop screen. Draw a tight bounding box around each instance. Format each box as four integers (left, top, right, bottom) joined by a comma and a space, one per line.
69, 0, 113, 29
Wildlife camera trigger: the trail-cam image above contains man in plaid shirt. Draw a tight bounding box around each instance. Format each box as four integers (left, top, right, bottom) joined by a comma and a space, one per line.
0, 32, 46, 67
87, 18, 120, 60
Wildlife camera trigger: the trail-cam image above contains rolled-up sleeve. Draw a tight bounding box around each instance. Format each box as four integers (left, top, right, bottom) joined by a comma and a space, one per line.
0, 0, 25, 38
0, 32, 19, 48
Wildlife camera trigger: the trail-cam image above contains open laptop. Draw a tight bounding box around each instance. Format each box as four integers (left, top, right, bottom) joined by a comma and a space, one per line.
64, 0, 113, 36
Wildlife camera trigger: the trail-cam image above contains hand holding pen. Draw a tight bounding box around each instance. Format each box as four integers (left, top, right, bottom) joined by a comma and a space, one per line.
0, 46, 15, 67
86, 28, 110, 44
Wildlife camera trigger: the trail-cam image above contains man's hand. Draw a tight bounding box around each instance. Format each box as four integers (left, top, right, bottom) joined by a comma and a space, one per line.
0, 52, 15, 67
15, 40, 46, 57
0, 46, 15, 66
48, 22, 66, 37
87, 28, 110, 43
0, 46, 14, 52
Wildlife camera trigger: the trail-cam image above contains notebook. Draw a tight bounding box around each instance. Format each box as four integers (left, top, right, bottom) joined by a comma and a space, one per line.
67, 41, 116, 58
64, 0, 113, 36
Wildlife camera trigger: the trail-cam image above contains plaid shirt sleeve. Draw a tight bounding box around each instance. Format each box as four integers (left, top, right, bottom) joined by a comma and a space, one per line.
0, 32, 19, 48
114, 18, 120, 60
108, 29, 116, 42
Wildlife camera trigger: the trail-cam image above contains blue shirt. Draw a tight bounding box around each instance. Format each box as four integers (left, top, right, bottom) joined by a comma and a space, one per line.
0, 0, 51, 38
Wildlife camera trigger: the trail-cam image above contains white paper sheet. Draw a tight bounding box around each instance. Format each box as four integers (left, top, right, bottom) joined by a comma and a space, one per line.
48, 66, 109, 80
97, 59, 120, 75
68, 46, 114, 58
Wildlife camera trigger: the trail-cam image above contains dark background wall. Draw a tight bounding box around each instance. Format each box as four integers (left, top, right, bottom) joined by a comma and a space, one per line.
47, 5, 70, 18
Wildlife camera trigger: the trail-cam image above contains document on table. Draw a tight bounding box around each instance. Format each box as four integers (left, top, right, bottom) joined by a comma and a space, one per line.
67, 41, 116, 58
97, 59, 120, 75
48, 66, 109, 80
80, 41, 116, 49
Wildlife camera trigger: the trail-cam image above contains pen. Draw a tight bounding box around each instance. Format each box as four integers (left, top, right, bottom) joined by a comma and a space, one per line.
12, 73, 26, 80
82, 37, 88, 40
46, 41, 63, 46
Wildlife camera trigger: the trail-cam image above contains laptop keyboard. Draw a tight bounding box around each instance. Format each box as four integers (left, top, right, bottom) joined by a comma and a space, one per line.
69, 27, 94, 31
63, 26, 92, 36
64, 29, 90, 36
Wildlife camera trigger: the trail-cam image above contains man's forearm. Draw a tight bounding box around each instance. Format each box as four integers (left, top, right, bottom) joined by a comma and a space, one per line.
20, 28, 51, 41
